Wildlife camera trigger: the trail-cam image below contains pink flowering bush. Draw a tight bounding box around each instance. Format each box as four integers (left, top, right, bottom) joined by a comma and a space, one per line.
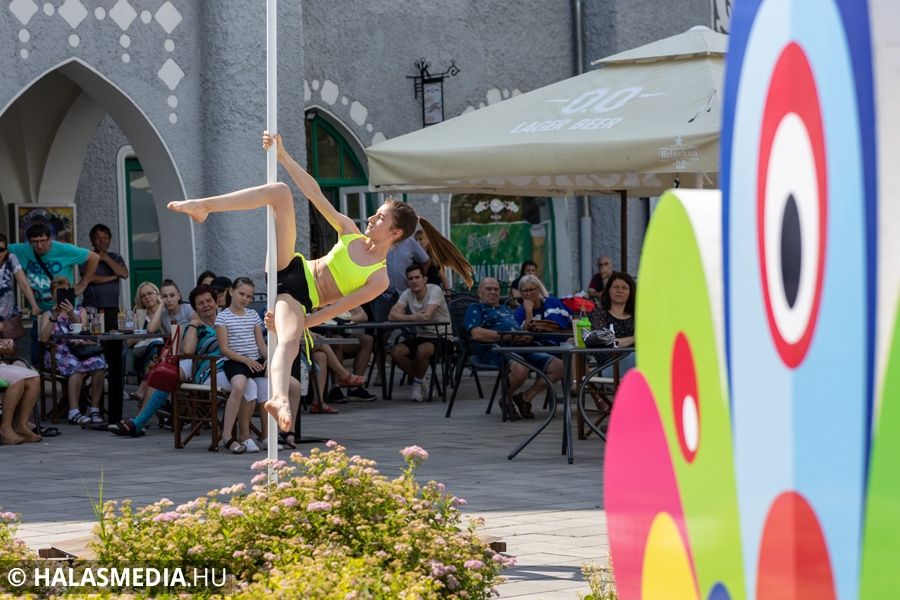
91, 443, 509, 598
0, 510, 34, 562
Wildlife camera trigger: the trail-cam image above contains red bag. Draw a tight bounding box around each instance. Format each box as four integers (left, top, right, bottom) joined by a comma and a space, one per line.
562, 296, 596, 314
146, 325, 181, 392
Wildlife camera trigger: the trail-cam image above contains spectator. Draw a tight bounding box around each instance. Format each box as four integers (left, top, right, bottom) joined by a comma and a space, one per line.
150, 280, 195, 335
210, 275, 233, 309
414, 229, 450, 290
514, 274, 572, 336
0, 361, 42, 444
39, 276, 107, 426
510, 261, 538, 300
389, 264, 450, 401
589, 272, 636, 348
587, 256, 614, 300
196, 270, 216, 288
373, 234, 431, 322
10, 223, 99, 310
217, 277, 299, 453
130, 281, 165, 402
81, 224, 129, 332
0, 233, 42, 360
327, 306, 376, 403
465, 277, 564, 420
111, 285, 257, 441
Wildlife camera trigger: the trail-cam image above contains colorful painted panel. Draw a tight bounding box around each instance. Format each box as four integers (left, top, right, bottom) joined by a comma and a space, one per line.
603, 1, 900, 598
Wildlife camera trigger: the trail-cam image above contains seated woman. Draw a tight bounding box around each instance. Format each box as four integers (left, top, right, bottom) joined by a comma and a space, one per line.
150, 279, 196, 335
0, 361, 42, 444
514, 274, 572, 337
39, 276, 108, 425
169, 131, 472, 432
130, 281, 165, 403
588, 272, 636, 348
509, 261, 538, 301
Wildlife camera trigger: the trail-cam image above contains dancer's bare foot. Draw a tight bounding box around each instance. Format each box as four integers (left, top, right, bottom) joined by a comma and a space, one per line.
167, 200, 209, 224
264, 398, 293, 432
14, 427, 41, 443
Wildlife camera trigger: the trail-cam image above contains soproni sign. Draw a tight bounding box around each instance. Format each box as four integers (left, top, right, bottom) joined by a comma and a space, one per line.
508, 86, 662, 135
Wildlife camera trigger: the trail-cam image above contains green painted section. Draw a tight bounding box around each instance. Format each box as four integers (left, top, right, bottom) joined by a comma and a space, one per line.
859, 302, 900, 597
635, 190, 745, 600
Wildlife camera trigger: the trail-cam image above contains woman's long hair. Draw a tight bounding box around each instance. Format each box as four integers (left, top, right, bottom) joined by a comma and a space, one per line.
385, 198, 474, 288
601, 272, 636, 316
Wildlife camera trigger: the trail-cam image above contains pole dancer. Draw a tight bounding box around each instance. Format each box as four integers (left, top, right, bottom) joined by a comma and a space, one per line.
168, 132, 473, 432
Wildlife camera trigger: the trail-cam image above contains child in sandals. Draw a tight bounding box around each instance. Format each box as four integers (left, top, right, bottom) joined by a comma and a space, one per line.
216, 277, 300, 453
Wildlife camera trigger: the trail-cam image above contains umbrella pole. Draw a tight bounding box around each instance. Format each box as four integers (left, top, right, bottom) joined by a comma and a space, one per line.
619, 190, 628, 275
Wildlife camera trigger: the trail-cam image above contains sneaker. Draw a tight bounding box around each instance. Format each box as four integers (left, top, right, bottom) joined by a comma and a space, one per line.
327, 387, 349, 404
243, 438, 261, 453
420, 377, 431, 400
257, 438, 283, 451
411, 380, 424, 402
347, 386, 377, 402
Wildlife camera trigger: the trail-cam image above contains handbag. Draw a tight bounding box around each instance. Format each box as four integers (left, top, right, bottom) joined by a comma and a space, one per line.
0, 315, 26, 340
71, 342, 105, 359
146, 325, 181, 392
0, 257, 26, 340
583, 328, 616, 348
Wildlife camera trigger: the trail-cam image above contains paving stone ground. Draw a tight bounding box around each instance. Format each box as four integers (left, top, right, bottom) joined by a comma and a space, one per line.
0, 375, 612, 599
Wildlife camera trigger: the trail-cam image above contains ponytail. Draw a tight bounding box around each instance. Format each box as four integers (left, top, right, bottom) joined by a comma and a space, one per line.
417, 217, 474, 288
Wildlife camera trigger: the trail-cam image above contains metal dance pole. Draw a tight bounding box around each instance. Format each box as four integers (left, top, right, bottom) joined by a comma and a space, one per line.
266, 0, 279, 482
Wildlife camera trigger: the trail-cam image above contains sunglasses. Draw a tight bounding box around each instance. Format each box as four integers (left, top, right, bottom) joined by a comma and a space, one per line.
0, 247, 7, 252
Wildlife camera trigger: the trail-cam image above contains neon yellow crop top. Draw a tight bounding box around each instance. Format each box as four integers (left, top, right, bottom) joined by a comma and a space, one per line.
321, 233, 386, 296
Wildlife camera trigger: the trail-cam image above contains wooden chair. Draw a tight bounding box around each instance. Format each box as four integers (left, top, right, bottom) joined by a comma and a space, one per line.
36, 340, 108, 424
170, 354, 227, 451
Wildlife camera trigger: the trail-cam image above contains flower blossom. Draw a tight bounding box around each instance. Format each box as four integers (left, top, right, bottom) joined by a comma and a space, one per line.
219, 506, 245, 518
325, 440, 338, 448
217, 483, 246, 495
464, 560, 485, 570
400, 445, 429, 462
0, 511, 17, 523
280, 497, 298, 507
307, 501, 333, 512
152, 511, 181, 523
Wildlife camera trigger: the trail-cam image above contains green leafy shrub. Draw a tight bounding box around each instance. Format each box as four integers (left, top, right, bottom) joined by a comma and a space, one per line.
91, 442, 512, 598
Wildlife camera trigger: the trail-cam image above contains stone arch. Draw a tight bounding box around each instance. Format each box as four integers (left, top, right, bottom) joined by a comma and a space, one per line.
0, 57, 195, 289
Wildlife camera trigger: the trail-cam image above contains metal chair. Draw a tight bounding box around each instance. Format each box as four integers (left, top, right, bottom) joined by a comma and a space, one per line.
444, 297, 503, 418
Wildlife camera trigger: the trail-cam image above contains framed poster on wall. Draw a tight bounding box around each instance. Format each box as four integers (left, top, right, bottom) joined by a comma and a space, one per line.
10, 204, 77, 244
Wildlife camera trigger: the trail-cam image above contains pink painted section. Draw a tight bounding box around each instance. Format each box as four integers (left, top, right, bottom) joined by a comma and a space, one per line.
605, 370, 696, 600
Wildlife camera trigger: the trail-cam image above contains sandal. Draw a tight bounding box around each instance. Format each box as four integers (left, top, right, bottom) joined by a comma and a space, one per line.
38, 426, 60, 437
281, 432, 297, 449
89, 411, 105, 425
109, 420, 142, 438
337, 373, 366, 388
310, 403, 339, 414
221, 438, 247, 454
68, 412, 91, 426
513, 393, 535, 419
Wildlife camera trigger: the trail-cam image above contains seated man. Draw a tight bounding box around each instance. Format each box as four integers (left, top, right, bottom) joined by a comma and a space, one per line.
388, 264, 450, 402
464, 277, 564, 420
328, 306, 376, 403
587, 256, 614, 300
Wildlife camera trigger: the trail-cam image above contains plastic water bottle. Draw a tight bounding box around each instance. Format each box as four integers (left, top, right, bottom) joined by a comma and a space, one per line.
574, 311, 591, 348
125, 309, 135, 330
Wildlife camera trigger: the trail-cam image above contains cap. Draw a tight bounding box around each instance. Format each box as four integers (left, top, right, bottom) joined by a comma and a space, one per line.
210, 276, 232, 292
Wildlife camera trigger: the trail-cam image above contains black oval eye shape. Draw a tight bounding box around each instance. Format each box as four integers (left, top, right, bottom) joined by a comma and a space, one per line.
780, 193, 802, 309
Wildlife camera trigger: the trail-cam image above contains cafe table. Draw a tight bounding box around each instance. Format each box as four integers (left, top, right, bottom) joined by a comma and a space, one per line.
312, 320, 451, 400
53, 331, 162, 427
493, 344, 633, 464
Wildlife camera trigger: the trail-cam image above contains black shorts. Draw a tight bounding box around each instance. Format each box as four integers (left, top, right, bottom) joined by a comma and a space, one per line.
276, 255, 314, 312
223, 357, 267, 381
395, 336, 436, 357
